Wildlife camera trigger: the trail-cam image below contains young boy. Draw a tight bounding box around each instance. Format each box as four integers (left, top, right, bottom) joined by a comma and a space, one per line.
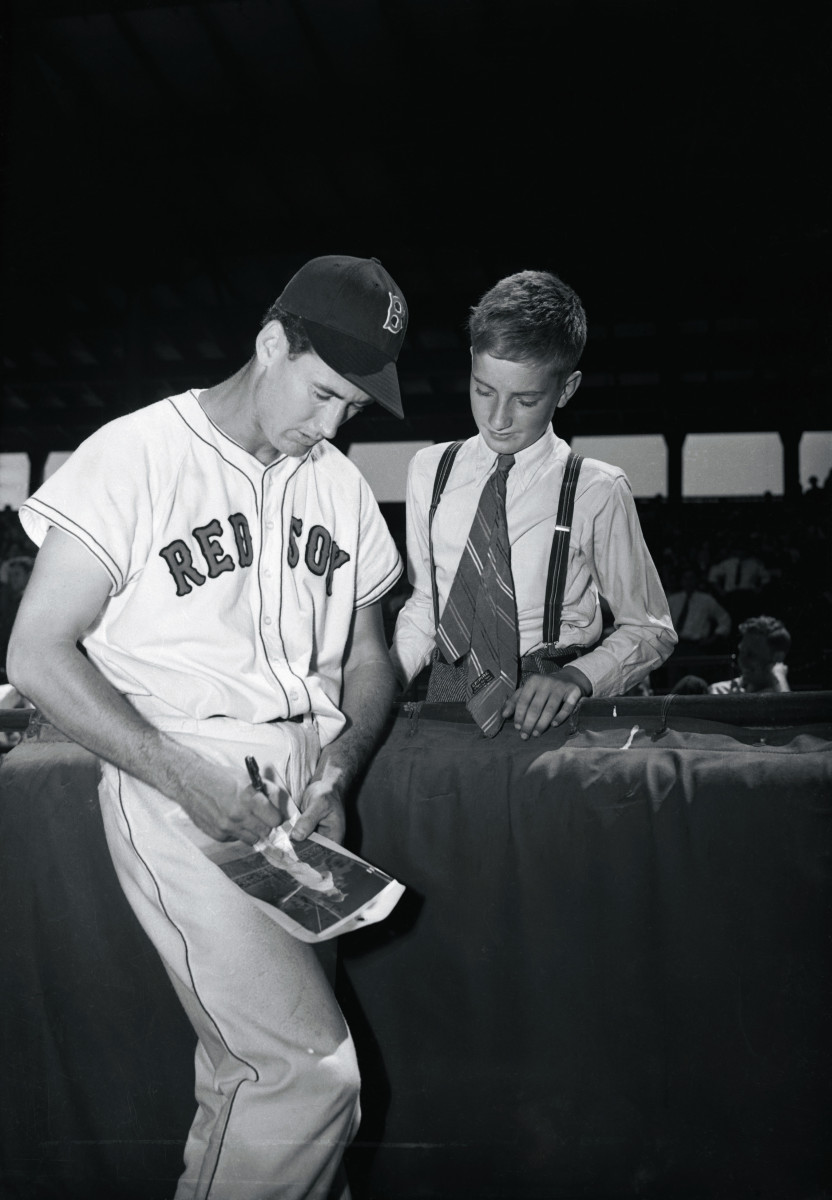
392, 269, 676, 738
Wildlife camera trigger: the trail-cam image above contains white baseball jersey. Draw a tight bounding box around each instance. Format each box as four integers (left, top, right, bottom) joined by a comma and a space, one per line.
20, 389, 402, 747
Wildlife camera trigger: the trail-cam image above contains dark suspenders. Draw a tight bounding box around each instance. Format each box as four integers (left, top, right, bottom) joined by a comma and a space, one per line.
429, 440, 464, 629
429, 443, 584, 647
543, 450, 583, 645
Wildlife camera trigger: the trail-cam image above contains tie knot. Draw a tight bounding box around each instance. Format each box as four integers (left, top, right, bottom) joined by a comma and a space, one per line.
496, 454, 515, 475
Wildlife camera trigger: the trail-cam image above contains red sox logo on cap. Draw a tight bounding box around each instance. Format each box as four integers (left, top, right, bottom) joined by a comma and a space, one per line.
383, 292, 406, 335
276, 255, 409, 418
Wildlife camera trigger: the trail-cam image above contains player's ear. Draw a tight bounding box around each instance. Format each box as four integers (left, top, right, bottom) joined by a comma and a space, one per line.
557, 370, 582, 409
256, 319, 289, 366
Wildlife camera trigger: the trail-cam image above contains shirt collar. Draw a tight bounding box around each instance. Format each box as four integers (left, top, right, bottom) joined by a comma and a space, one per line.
473, 426, 568, 486
181, 388, 315, 477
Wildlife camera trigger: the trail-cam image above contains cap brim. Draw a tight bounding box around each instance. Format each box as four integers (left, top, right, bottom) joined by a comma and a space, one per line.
300, 318, 404, 419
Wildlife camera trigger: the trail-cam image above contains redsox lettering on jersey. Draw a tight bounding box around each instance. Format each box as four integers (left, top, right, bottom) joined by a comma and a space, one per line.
19, 391, 401, 732
159, 513, 351, 600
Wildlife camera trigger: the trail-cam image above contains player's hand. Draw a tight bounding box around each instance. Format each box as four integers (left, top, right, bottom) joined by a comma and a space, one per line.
291, 760, 347, 845
177, 762, 288, 845
502, 670, 588, 740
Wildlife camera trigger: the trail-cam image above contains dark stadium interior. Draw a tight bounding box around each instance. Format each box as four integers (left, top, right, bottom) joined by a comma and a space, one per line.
1, 0, 830, 686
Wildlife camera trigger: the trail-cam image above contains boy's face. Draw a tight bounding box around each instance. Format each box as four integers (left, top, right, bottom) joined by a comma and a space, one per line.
469, 351, 580, 456
737, 632, 779, 690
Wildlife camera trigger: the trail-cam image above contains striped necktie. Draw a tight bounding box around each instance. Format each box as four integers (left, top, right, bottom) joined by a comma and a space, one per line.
435, 453, 519, 736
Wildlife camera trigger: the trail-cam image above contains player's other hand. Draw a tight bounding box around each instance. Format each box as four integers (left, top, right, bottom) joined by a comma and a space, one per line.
291, 761, 347, 845
178, 762, 288, 845
502, 668, 590, 740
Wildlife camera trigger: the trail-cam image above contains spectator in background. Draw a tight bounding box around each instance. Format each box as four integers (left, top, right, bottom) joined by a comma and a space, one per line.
0, 555, 34, 679
667, 567, 731, 651
707, 540, 772, 625
803, 475, 822, 500
670, 674, 710, 695
0, 556, 35, 748
708, 615, 791, 695
707, 542, 769, 597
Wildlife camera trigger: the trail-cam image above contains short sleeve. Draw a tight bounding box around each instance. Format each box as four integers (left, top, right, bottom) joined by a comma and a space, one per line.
18, 415, 169, 593
353, 474, 402, 609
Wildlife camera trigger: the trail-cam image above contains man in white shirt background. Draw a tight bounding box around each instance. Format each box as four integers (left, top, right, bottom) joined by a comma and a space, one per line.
667, 567, 732, 650
707, 540, 771, 625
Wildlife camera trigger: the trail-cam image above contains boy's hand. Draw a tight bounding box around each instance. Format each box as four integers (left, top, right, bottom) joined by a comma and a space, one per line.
502, 667, 591, 740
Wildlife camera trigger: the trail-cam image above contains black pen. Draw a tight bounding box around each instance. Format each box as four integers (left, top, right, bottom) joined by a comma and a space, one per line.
245, 755, 267, 795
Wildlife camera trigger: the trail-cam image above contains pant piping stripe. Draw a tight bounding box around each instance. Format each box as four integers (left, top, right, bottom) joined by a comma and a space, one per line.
115, 768, 259, 1199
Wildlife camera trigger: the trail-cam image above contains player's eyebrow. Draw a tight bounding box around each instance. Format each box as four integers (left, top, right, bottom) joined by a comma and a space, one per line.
313, 382, 373, 407
471, 371, 544, 397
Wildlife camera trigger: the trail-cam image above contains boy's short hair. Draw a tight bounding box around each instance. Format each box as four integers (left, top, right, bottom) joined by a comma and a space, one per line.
739, 615, 791, 658
260, 301, 313, 357
467, 270, 587, 380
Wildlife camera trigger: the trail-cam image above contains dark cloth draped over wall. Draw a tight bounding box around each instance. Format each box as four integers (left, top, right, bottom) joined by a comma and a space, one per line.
0, 740, 195, 1200
1, 696, 831, 1200
341, 696, 832, 1200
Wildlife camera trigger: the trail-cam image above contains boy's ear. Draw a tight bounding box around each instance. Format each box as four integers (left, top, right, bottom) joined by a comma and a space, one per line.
557, 370, 582, 409
256, 318, 288, 366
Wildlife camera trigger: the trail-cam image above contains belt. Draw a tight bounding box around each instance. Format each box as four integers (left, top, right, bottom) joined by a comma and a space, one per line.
519, 645, 588, 673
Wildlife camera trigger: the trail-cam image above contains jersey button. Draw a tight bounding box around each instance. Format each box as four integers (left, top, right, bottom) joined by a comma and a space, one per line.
265, 520, 274, 531
263, 616, 272, 625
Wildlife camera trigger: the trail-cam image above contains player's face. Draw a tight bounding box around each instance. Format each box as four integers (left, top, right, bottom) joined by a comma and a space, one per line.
470, 351, 580, 456
255, 329, 374, 458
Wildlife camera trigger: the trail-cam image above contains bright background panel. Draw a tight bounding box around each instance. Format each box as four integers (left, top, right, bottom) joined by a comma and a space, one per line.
683, 432, 783, 497
569, 435, 668, 498
799, 431, 832, 490
347, 441, 434, 503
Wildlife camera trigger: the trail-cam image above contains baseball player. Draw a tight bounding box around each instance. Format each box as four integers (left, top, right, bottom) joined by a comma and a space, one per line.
8, 255, 409, 1200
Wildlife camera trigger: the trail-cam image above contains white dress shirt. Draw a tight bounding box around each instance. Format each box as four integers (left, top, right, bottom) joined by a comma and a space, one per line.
392, 428, 676, 698
667, 589, 731, 642
707, 555, 769, 592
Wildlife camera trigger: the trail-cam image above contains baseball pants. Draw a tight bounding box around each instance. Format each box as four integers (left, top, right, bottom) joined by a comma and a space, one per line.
97, 712, 360, 1200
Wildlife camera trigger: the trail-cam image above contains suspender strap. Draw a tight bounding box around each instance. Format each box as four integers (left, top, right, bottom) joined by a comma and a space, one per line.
428, 441, 464, 628
543, 452, 583, 646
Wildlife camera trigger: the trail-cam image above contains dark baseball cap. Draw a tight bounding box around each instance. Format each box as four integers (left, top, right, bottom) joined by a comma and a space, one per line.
276, 255, 408, 418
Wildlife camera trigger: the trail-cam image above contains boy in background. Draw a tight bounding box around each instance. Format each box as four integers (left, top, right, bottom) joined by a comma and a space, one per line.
708, 615, 791, 694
